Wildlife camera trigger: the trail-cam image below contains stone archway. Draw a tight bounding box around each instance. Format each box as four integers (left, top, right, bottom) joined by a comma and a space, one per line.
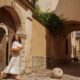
0, 6, 21, 72
63, 20, 80, 60
57, 20, 80, 60
63, 20, 80, 36
0, 23, 8, 71
0, 6, 21, 31
47, 20, 80, 68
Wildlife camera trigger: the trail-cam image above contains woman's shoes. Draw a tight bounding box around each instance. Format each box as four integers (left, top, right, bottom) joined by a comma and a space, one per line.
15, 75, 20, 80
0, 73, 21, 80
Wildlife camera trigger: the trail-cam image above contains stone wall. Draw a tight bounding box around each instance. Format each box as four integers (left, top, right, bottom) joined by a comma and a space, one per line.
1, 0, 80, 77
0, 0, 33, 77
32, 18, 71, 69
14, 0, 33, 74
31, 18, 46, 71
55, 0, 80, 21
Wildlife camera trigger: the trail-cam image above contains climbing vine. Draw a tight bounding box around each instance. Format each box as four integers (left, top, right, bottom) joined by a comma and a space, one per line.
33, 5, 64, 37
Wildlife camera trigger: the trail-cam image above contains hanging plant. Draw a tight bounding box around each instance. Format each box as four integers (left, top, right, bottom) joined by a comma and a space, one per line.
33, 5, 64, 37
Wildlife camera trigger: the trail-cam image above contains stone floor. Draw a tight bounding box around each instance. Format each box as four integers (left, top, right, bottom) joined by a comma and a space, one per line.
23, 62, 80, 80
24, 70, 80, 80
2, 62, 80, 80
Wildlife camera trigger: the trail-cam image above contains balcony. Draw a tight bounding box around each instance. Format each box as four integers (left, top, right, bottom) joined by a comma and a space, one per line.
25, 0, 36, 7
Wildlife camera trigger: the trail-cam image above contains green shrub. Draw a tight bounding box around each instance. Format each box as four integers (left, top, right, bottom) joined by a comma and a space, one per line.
33, 6, 64, 37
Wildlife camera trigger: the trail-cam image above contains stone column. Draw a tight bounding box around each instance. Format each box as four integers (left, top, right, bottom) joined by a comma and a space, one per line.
20, 9, 33, 75
25, 17, 33, 74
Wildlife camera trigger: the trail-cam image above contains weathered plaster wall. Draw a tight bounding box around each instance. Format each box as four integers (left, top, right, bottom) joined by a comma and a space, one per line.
31, 18, 46, 71
0, 0, 33, 75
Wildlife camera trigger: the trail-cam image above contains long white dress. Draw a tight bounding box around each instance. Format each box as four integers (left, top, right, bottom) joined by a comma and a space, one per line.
3, 41, 22, 75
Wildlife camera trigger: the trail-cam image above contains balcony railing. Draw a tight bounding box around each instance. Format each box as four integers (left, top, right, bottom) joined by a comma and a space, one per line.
25, 0, 36, 7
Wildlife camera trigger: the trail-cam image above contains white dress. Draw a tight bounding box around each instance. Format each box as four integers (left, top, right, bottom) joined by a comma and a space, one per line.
3, 41, 22, 74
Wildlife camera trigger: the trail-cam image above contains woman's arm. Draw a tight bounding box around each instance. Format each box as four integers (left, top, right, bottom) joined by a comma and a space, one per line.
12, 46, 22, 53
11, 42, 23, 53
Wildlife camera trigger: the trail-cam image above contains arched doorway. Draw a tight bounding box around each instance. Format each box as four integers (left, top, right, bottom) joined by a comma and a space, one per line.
0, 23, 8, 71
63, 20, 80, 61
0, 6, 21, 72
46, 20, 80, 68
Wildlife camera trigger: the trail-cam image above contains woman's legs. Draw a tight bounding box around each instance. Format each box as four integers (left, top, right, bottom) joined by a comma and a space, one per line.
0, 72, 4, 79
0, 73, 20, 80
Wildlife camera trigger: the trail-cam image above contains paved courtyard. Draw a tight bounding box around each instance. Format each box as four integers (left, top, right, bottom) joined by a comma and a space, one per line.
2, 62, 80, 80
25, 62, 80, 80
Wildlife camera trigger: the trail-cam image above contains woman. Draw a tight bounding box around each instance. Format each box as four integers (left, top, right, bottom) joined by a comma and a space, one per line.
0, 34, 23, 80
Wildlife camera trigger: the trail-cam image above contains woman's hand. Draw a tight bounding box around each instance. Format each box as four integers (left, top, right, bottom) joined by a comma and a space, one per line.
21, 46, 23, 49
12, 46, 22, 53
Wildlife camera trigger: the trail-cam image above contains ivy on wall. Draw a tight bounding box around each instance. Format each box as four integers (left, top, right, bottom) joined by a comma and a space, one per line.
33, 5, 64, 37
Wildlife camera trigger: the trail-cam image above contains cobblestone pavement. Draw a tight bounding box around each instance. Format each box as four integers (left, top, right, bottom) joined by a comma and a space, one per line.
2, 62, 80, 80
24, 70, 80, 80
24, 62, 80, 80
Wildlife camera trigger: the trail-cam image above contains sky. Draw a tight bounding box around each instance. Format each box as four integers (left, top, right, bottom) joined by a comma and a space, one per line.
37, 0, 59, 12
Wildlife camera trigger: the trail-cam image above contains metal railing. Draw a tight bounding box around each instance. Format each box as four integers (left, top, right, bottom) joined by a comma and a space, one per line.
25, 0, 36, 7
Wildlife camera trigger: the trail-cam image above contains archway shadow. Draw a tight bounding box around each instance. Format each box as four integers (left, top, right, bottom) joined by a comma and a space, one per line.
45, 29, 52, 69
58, 62, 80, 77
0, 27, 6, 43
45, 20, 80, 78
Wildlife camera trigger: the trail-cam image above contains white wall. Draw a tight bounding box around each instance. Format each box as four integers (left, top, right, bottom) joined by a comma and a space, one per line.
55, 0, 80, 21
71, 32, 76, 58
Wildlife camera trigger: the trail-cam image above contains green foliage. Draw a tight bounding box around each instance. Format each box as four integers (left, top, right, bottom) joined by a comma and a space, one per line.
33, 6, 64, 37
33, 5, 40, 17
